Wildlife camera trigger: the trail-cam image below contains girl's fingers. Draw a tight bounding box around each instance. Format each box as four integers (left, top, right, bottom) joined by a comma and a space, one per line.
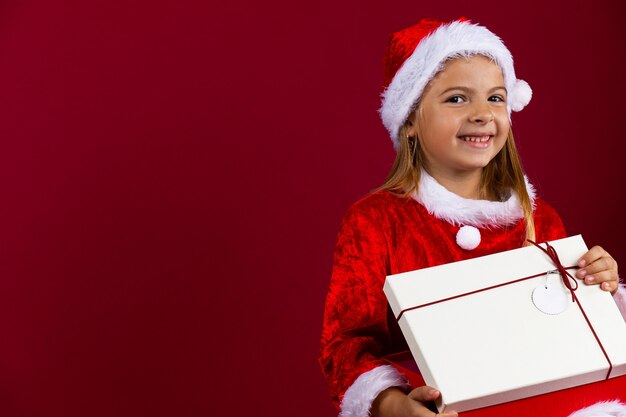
407, 387, 459, 417
581, 270, 618, 288
601, 281, 619, 293
578, 256, 617, 278
408, 386, 441, 402
577, 246, 608, 268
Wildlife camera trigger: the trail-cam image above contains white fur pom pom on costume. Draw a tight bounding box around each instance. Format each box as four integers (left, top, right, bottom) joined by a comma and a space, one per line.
456, 225, 481, 250
510, 79, 532, 112
567, 400, 626, 417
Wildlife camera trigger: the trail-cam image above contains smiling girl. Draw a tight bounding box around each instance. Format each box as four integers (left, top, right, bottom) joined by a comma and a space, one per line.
319, 18, 626, 417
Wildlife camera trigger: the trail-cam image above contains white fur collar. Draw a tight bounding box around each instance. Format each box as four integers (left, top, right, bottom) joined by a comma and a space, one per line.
412, 170, 536, 228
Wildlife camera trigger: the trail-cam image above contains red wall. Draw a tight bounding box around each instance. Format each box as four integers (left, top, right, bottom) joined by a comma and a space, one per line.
0, 1, 624, 416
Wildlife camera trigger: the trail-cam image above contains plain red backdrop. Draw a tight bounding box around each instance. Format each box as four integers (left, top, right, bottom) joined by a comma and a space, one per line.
0, 1, 624, 416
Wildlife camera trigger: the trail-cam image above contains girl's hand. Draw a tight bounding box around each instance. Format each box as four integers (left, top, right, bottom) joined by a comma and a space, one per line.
371, 386, 458, 417
577, 245, 619, 295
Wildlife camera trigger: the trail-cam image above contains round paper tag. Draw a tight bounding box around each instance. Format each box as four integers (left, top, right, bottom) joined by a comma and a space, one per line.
532, 284, 568, 315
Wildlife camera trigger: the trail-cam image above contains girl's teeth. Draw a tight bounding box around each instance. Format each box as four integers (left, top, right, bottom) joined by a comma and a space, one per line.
462, 136, 490, 142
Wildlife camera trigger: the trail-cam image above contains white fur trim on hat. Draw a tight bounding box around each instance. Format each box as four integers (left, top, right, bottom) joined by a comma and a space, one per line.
413, 169, 536, 228
380, 20, 532, 149
339, 365, 410, 417
567, 400, 626, 417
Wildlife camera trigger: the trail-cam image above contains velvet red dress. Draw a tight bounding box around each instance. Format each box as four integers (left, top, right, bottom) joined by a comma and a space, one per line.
319, 188, 596, 413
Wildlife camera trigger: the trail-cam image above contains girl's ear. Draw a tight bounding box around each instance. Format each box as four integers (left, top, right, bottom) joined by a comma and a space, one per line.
406, 111, 418, 137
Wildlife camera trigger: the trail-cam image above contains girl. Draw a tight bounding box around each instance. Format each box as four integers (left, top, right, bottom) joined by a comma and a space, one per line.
319, 18, 626, 417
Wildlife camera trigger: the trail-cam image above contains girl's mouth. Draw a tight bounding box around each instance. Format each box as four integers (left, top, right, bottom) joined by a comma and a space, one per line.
459, 135, 493, 148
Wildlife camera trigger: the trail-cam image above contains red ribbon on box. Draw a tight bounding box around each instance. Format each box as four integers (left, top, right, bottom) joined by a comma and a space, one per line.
396, 240, 614, 380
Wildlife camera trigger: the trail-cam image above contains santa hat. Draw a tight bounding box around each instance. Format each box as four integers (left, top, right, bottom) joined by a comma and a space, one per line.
379, 18, 533, 150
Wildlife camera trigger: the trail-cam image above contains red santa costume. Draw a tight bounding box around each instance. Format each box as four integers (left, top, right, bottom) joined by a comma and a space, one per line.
319, 18, 626, 417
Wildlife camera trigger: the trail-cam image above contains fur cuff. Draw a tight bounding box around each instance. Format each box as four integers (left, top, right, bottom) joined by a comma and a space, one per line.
568, 400, 626, 417
339, 365, 410, 417
613, 285, 626, 322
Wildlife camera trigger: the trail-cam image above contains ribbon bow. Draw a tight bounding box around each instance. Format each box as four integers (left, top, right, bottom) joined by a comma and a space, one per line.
526, 240, 579, 302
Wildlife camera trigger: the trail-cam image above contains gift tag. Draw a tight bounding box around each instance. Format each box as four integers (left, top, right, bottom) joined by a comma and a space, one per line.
532, 274, 568, 315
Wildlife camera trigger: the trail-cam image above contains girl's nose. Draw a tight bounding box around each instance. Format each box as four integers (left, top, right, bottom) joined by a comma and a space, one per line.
470, 103, 495, 124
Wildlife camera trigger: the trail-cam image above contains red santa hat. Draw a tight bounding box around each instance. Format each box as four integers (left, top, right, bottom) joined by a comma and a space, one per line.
379, 18, 533, 150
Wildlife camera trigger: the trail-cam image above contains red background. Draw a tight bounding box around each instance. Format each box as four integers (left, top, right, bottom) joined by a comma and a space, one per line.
0, 1, 624, 416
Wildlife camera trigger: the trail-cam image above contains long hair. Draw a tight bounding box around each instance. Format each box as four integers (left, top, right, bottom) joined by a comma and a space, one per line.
375, 124, 536, 242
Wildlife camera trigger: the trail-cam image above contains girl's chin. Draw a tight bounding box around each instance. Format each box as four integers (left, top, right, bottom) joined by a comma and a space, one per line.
453, 161, 493, 172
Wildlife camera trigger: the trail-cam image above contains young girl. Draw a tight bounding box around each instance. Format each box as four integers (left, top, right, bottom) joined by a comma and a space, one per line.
319, 18, 626, 417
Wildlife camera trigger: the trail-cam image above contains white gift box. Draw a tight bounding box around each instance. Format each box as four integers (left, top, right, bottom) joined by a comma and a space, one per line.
383, 235, 626, 412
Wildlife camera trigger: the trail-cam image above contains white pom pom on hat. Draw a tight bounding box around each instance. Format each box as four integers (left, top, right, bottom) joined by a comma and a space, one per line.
510, 79, 533, 112
379, 18, 532, 150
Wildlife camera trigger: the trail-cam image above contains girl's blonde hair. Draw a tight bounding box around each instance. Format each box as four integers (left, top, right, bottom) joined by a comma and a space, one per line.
376, 123, 536, 242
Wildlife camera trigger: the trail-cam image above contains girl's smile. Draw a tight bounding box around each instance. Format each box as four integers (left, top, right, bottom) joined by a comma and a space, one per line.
458, 134, 494, 148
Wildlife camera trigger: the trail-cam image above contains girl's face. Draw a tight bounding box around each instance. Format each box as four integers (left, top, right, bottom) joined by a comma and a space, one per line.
407, 55, 510, 179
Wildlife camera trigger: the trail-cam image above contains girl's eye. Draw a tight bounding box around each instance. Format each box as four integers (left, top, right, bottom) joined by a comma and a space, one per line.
446, 95, 465, 103
489, 95, 506, 102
